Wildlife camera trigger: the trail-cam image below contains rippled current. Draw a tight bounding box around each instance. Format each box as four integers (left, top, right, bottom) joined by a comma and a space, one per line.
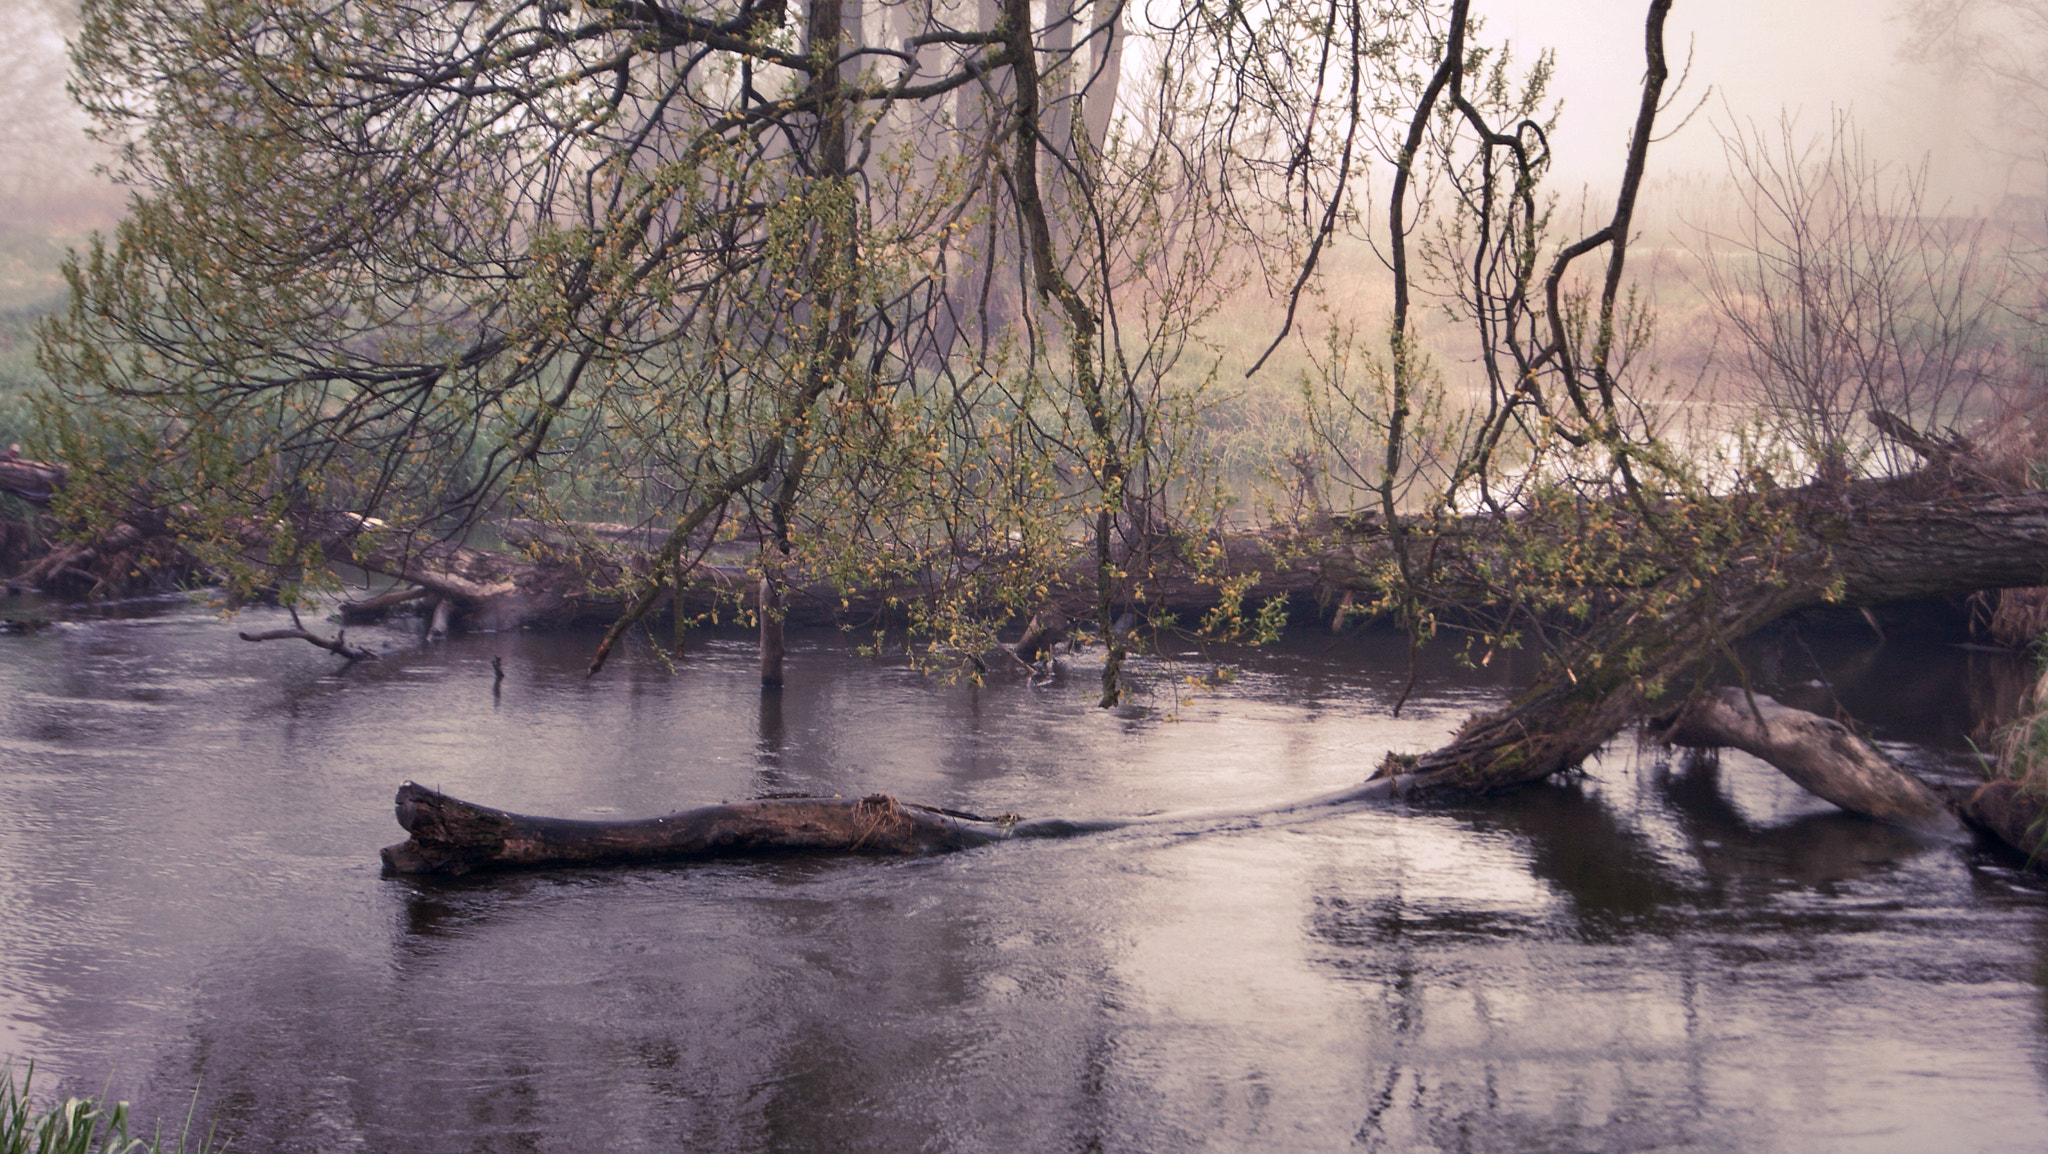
3, 595, 2047, 1152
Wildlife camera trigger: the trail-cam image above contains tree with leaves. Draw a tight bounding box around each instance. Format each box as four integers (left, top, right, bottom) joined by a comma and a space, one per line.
38, 0, 1260, 702
32, 0, 2048, 810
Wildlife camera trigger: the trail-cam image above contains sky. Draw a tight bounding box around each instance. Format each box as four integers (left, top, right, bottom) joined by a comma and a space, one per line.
1484, 0, 2015, 211
0, 0, 2020, 224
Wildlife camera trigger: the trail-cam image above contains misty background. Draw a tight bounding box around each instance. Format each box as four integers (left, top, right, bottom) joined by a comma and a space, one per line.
0, 1, 2036, 404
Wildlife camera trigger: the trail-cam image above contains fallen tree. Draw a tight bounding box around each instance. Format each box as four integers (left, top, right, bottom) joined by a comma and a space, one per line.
1654, 686, 1964, 837
1961, 781, 2048, 864
380, 780, 1132, 875
1375, 476, 2048, 800
0, 449, 64, 504
382, 678, 1991, 876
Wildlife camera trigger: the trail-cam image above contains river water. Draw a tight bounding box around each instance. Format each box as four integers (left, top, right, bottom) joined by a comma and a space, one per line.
3, 596, 2047, 1152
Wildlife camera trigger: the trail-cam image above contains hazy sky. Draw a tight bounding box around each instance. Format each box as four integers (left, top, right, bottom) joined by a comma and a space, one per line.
1487, 0, 2012, 209
0, 1, 2018, 222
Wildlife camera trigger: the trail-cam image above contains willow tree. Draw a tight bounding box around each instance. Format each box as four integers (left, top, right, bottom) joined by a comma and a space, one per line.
36, 0, 1258, 700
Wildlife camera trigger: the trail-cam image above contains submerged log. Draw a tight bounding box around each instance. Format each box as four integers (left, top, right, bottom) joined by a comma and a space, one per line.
1655, 687, 1964, 836
383, 781, 1023, 875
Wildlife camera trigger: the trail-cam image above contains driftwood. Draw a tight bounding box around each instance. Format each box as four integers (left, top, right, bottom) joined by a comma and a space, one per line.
1655, 687, 1964, 836
238, 607, 377, 660
238, 626, 376, 661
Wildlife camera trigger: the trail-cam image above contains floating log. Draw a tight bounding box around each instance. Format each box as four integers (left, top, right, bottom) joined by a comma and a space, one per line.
1657, 686, 1964, 837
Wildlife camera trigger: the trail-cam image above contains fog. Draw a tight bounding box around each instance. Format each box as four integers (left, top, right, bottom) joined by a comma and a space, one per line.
0, 0, 115, 224
0, 2, 2027, 279
1487, 1, 2021, 212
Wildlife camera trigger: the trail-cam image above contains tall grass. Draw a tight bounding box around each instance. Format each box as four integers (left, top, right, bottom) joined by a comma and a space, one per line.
0, 1065, 218, 1154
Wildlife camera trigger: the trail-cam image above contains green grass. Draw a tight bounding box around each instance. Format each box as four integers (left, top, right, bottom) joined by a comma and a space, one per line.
0, 1065, 219, 1154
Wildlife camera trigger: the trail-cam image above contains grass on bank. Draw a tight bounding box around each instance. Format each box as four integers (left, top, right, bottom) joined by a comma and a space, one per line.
1, 1065, 219, 1154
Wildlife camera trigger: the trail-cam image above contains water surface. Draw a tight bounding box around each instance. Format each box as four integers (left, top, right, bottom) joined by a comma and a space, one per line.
2, 598, 2045, 1152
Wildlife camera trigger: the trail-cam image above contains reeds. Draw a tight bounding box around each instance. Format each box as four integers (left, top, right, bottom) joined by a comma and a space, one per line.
0, 1065, 217, 1154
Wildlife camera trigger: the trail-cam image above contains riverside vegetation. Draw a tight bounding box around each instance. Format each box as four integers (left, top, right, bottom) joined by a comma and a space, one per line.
6, 1, 2048, 841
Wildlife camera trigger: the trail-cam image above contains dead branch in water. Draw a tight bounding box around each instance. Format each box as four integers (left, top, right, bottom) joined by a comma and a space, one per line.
239, 607, 377, 661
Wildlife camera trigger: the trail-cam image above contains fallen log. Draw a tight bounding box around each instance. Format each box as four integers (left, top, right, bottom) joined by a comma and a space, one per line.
1654, 687, 1964, 837
0, 451, 64, 504
337, 585, 430, 623
382, 781, 1024, 875
376, 779, 1390, 875
1387, 480, 2048, 800
1961, 780, 2048, 864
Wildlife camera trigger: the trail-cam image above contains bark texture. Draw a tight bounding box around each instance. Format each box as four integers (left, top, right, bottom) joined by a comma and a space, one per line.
1962, 780, 2048, 864
1657, 687, 1963, 836
0, 453, 64, 504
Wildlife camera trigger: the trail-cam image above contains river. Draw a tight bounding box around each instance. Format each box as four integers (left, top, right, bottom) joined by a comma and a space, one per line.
2, 595, 2046, 1152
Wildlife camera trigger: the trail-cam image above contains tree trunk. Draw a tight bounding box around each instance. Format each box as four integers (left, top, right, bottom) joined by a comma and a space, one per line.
379, 781, 1132, 875
337, 585, 431, 623
1079, 0, 1124, 157
1654, 686, 1963, 836
1962, 780, 2048, 864
1385, 481, 2048, 800
759, 572, 786, 687
377, 775, 1384, 875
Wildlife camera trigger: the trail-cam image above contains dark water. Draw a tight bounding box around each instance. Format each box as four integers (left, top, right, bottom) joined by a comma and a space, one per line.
3, 597, 2048, 1152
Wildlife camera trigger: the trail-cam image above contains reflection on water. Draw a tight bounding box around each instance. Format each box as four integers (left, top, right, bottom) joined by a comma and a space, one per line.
2, 597, 2047, 1151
